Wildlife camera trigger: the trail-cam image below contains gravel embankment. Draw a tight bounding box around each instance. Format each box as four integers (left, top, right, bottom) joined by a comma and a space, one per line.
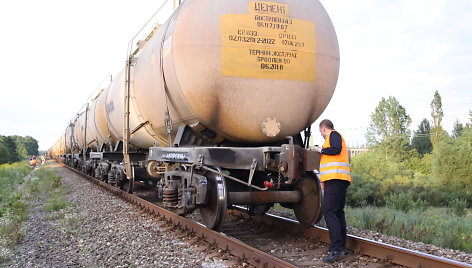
5, 162, 470, 267
268, 209, 472, 265
3, 163, 240, 268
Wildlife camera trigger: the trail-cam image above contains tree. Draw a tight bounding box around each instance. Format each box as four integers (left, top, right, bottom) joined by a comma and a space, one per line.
467, 110, 472, 129
452, 119, 464, 139
16, 143, 29, 160
0, 139, 11, 164
411, 118, 433, 155
430, 90, 444, 147
12, 135, 39, 159
432, 130, 472, 203
366, 96, 412, 158
430, 109, 472, 204
0, 135, 39, 163
0, 136, 18, 163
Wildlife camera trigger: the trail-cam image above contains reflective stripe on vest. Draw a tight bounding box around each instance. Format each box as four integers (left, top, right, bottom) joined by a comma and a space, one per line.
320, 162, 351, 168
319, 130, 352, 183
320, 169, 351, 176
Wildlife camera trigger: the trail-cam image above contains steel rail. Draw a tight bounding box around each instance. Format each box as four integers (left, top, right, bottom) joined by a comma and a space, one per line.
233, 210, 472, 268
61, 164, 297, 268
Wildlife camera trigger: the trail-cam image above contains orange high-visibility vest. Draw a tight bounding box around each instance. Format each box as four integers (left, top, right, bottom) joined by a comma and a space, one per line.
319, 130, 351, 183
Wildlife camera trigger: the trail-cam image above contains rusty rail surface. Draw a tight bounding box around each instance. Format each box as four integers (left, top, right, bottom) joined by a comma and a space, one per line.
61, 164, 296, 268
235, 210, 472, 268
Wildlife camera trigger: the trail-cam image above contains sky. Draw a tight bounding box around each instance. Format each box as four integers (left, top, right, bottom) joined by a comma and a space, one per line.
0, 0, 471, 150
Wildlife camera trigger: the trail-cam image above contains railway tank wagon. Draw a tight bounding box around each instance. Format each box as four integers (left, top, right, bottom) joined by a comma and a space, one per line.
51, 0, 340, 230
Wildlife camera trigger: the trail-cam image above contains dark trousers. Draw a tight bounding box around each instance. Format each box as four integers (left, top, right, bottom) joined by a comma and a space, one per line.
322, 179, 349, 252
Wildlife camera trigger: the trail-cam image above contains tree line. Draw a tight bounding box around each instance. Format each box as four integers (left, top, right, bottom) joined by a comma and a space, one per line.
0, 135, 39, 164
348, 90, 472, 208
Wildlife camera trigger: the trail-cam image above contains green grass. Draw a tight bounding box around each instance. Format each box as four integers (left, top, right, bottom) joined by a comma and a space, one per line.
44, 198, 72, 212
0, 162, 74, 262
271, 197, 471, 253
0, 162, 30, 261
59, 213, 82, 236
345, 206, 472, 253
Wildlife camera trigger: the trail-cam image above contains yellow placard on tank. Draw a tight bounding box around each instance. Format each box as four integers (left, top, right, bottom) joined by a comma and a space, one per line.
221, 1, 316, 82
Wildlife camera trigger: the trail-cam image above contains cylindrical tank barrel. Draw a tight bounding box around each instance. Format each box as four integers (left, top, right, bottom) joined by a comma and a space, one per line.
65, 126, 73, 152
93, 87, 117, 151
102, 0, 339, 149
73, 112, 86, 150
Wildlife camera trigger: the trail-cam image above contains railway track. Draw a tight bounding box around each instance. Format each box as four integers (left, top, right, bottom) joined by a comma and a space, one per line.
61, 163, 471, 268
227, 210, 471, 268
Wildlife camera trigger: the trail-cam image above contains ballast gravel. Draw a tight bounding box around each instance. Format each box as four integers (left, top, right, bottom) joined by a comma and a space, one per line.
268, 208, 472, 265
3, 163, 239, 268
4, 162, 471, 267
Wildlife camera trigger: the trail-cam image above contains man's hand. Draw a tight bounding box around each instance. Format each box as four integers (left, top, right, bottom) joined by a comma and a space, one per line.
314, 146, 322, 153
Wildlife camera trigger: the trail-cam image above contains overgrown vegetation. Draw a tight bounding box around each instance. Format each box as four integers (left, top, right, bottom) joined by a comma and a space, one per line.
346, 206, 472, 253
346, 91, 471, 253
0, 163, 72, 262
0, 135, 39, 164
348, 93, 471, 207
0, 162, 30, 261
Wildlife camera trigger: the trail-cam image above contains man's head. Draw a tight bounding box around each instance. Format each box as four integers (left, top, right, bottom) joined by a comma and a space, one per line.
319, 119, 334, 139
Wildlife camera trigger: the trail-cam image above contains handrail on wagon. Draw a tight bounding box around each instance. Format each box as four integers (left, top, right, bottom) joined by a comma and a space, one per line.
126, 0, 176, 58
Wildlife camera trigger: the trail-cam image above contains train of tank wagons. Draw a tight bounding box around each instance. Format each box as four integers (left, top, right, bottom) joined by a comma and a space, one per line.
49, 0, 340, 230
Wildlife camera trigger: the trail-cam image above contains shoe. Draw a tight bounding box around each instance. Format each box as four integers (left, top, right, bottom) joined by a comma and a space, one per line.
322, 250, 345, 263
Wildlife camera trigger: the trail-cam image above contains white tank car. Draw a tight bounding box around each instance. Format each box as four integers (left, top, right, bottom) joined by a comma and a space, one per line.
99, 0, 339, 148
51, 0, 340, 230
93, 87, 117, 151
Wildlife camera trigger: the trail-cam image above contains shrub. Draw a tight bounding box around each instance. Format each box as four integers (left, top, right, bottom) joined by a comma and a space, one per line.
385, 192, 415, 212
432, 132, 472, 204
447, 198, 468, 217
347, 174, 382, 207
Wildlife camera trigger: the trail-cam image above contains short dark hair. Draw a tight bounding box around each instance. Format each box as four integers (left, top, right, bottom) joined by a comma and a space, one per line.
319, 119, 334, 130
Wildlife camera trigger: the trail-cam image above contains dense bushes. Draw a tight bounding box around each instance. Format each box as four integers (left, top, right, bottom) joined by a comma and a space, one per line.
344, 95, 471, 253
447, 198, 468, 217
0, 135, 39, 164
346, 174, 382, 207
347, 127, 472, 208
345, 118, 472, 253
432, 132, 472, 201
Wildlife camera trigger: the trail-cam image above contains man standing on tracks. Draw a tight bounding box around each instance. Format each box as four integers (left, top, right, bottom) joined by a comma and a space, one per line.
314, 119, 351, 263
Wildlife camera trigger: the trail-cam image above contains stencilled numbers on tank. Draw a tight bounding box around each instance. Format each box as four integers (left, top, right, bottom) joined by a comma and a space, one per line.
237, 29, 258, 36
221, 1, 317, 82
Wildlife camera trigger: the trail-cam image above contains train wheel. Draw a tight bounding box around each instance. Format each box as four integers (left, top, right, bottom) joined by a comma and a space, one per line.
126, 176, 134, 193
199, 168, 227, 230
119, 173, 134, 193
293, 173, 323, 226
